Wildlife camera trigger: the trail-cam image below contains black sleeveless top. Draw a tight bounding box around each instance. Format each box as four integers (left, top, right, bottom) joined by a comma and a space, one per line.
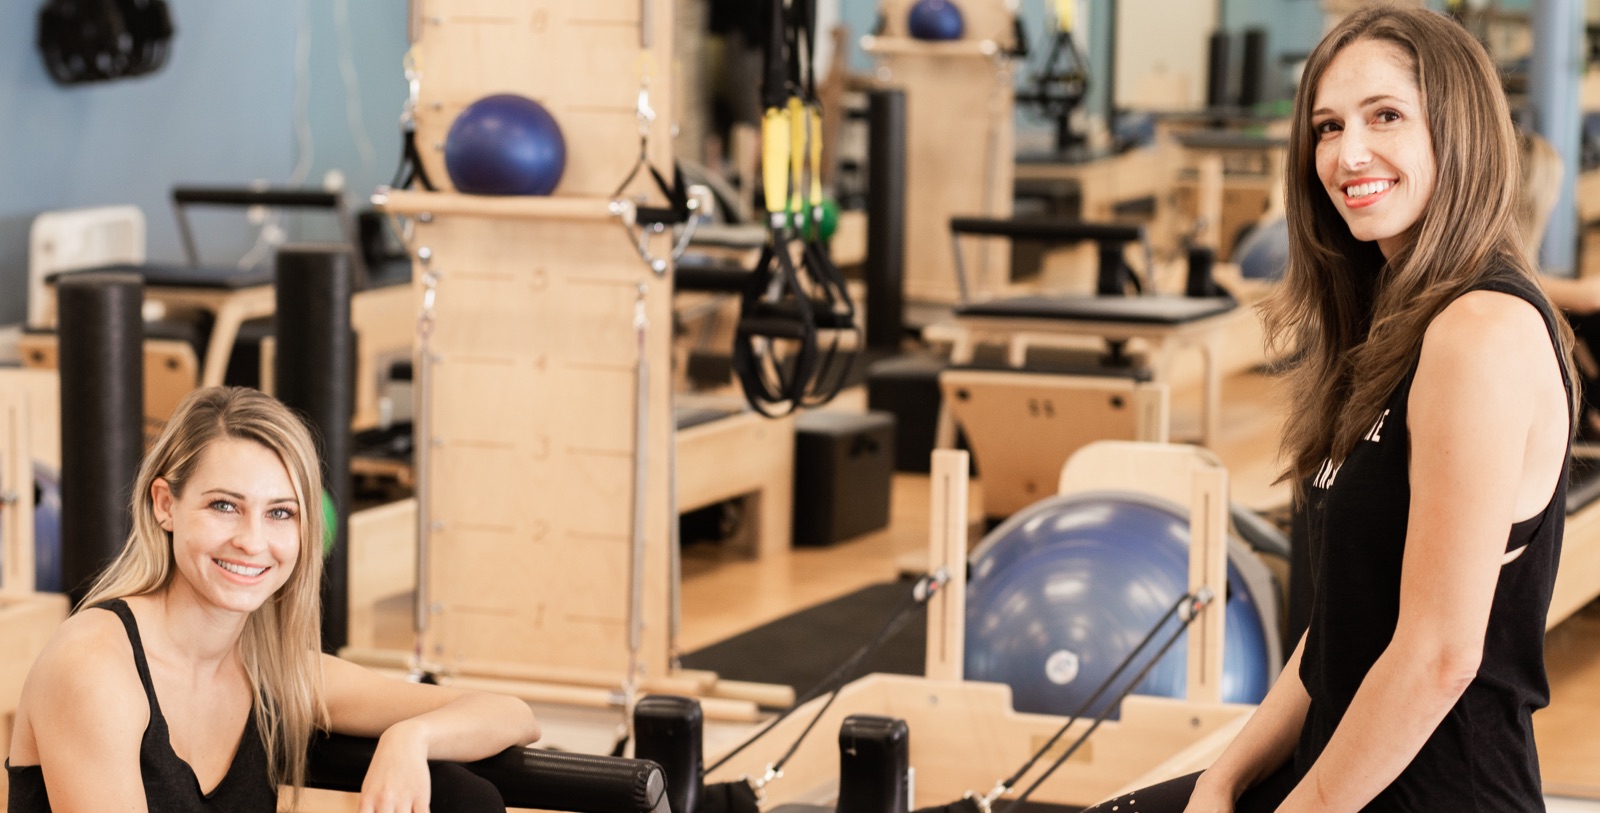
6, 599, 277, 812
1296, 272, 1569, 811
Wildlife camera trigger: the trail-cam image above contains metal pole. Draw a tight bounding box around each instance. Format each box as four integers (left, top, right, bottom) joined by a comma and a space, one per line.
1531, 0, 1583, 274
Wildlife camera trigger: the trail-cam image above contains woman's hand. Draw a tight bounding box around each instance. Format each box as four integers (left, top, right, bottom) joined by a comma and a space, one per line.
359, 721, 433, 813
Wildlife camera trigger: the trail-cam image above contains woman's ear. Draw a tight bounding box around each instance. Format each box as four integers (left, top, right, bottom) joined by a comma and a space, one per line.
151, 478, 175, 531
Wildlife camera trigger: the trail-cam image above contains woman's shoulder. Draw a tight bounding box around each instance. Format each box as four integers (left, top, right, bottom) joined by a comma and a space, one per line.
1419, 287, 1558, 387
1431, 286, 1549, 343
22, 605, 147, 715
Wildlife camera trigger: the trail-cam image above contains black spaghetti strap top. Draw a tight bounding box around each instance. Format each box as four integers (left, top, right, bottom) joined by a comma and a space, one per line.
1297, 272, 1570, 811
6, 599, 276, 812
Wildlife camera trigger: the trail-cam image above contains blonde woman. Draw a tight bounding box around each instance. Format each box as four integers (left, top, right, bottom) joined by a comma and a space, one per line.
7, 387, 539, 811
1088, 7, 1575, 811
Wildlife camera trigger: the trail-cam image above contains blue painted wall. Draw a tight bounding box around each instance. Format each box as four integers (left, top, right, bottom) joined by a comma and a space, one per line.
0, 1, 408, 325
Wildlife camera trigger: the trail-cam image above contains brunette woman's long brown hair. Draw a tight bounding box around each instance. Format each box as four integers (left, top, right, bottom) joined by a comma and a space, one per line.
1262, 5, 1576, 498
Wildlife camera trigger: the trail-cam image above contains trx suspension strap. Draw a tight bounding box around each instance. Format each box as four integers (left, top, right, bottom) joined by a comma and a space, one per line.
732, 0, 859, 417
1017, 0, 1089, 152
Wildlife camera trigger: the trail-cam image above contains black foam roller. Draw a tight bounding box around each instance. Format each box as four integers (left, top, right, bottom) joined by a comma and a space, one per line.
866, 89, 907, 352
274, 245, 354, 652
1240, 28, 1268, 109
633, 695, 704, 813
837, 715, 910, 813
1206, 31, 1233, 110
58, 271, 145, 603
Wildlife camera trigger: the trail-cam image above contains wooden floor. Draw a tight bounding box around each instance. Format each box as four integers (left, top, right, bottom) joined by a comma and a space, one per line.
679, 367, 1600, 796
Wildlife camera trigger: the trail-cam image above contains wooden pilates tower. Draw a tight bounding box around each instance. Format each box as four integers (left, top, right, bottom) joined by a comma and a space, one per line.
866, 0, 1016, 305
374, 1, 689, 701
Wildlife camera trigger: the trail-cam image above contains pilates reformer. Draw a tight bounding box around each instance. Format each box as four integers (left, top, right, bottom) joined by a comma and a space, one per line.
627, 443, 1257, 813
924, 217, 1240, 448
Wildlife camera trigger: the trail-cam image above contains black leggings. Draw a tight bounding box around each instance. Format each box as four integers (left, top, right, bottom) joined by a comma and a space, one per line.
1081, 761, 1297, 813
429, 762, 506, 812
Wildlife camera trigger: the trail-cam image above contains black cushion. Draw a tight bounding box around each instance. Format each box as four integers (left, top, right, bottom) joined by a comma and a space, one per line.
49, 263, 274, 290
955, 294, 1236, 324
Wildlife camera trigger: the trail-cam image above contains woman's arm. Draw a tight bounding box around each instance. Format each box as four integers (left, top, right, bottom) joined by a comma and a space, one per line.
1537, 273, 1600, 314
18, 613, 151, 812
320, 653, 540, 810
1180, 634, 1310, 811
1277, 291, 1565, 811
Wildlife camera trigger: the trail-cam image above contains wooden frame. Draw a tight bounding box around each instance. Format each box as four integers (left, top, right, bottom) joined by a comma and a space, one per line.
940, 369, 1170, 518
1, 391, 38, 594
926, 306, 1242, 446
675, 409, 795, 561
862, 36, 1015, 304
0, 592, 70, 800
19, 334, 197, 433
356, 0, 806, 717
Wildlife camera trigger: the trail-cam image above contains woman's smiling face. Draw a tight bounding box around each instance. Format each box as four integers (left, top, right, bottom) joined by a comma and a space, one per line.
152, 437, 301, 615
1311, 37, 1436, 260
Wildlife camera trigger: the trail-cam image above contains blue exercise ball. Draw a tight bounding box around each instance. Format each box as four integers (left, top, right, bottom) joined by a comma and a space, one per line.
445, 94, 567, 196
33, 463, 63, 593
908, 0, 964, 41
965, 491, 1274, 719
1235, 216, 1289, 281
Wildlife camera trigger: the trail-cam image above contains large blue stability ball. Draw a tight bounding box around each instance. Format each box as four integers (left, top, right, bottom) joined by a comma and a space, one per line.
445, 94, 567, 196
33, 463, 63, 593
1234, 216, 1289, 281
965, 492, 1274, 719
908, 0, 965, 41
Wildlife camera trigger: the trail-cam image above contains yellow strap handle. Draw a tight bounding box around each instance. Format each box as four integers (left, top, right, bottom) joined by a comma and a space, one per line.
787, 97, 807, 215
808, 104, 824, 208
761, 106, 791, 217
1054, 0, 1074, 33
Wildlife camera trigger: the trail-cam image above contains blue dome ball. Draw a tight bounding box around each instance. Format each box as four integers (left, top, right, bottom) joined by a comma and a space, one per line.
445, 94, 567, 196
965, 492, 1275, 719
908, 0, 965, 41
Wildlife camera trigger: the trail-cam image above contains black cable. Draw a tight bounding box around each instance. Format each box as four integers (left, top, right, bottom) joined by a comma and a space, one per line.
997, 591, 1194, 792
999, 592, 1214, 813
706, 573, 946, 774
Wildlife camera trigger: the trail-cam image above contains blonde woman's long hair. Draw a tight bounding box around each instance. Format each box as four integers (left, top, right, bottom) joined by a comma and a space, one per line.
79, 386, 328, 794
1262, 5, 1576, 498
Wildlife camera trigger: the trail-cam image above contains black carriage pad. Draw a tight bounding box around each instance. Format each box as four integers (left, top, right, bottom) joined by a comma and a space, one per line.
953, 294, 1237, 324
949, 216, 1143, 246
49, 263, 274, 290
304, 733, 670, 813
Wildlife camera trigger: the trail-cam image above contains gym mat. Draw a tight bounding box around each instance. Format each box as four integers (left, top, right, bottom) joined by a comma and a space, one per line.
680, 580, 927, 700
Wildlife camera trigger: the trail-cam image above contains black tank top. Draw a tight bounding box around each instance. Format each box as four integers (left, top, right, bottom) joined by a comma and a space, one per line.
1296, 272, 1569, 811
6, 599, 277, 812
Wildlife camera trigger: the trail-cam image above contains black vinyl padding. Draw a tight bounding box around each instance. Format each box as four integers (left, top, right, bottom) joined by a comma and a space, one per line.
954, 294, 1237, 324
949, 216, 1143, 244
49, 263, 274, 290
171, 185, 343, 209
305, 734, 669, 813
